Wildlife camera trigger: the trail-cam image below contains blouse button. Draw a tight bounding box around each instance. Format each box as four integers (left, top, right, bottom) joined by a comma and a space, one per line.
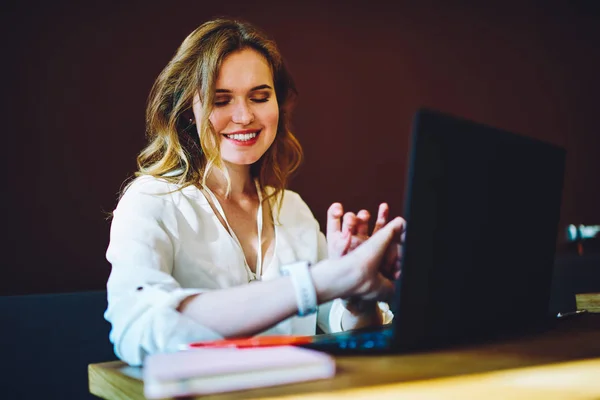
136, 286, 143, 291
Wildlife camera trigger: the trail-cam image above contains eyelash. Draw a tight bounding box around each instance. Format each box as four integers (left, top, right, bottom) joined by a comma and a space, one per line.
214, 97, 270, 107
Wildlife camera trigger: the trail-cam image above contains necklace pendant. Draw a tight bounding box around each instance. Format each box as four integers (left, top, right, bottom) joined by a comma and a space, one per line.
248, 272, 258, 283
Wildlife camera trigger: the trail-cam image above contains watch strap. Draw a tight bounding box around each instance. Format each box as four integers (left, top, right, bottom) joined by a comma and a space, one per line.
280, 261, 317, 316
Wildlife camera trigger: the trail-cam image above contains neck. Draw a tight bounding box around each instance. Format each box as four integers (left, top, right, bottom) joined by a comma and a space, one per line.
205, 162, 256, 199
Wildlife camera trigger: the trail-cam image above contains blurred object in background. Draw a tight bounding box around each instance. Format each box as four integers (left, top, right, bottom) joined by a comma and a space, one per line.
566, 224, 600, 242
550, 225, 599, 315
565, 224, 600, 255
576, 292, 600, 313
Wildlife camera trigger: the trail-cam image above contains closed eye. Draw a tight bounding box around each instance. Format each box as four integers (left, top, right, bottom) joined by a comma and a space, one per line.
214, 96, 231, 107
213, 90, 272, 107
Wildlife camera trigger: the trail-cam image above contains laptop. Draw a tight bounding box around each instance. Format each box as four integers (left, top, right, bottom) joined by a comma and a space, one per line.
303, 108, 567, 354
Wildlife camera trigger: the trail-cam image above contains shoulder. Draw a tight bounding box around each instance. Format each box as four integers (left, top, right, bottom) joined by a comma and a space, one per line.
280, 188, 303, 205
279, 188, 310, 211
121, 175, 179, 199
276, 188, 318, 224
275, 188, 324, 263
115, 175, 186, 219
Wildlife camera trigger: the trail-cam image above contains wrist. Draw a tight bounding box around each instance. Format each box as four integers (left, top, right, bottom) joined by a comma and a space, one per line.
311, 258, 357, 303
280, 261, 317, 316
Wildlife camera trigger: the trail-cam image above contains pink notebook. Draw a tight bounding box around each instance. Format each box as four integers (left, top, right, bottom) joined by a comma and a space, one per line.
143, 346, 336, 398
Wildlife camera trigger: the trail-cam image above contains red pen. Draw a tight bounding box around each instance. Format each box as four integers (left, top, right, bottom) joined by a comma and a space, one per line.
185, 335, 313, 349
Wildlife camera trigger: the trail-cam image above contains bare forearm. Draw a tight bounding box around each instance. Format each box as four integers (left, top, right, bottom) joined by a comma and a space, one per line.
178, 259, 350, 337
178, 277, 298, 337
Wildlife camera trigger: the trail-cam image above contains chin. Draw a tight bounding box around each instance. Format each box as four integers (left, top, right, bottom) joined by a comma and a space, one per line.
221, 147, 270, 166
223, 155, 263, 166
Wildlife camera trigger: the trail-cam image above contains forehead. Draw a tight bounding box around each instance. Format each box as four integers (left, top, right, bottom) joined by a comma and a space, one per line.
215, 48, 274, 90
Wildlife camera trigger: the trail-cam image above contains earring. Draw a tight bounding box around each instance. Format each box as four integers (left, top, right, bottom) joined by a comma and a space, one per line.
183, 118, 196, 133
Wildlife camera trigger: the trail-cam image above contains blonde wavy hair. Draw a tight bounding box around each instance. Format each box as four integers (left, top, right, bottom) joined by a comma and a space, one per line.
133, 18, 302, 213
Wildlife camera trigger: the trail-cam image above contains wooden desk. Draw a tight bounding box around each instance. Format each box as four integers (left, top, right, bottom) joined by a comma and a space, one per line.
89, 314, 600, 399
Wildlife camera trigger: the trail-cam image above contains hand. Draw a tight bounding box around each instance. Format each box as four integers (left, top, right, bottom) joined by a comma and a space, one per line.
326, 202, 389, 259
341, 219, 404, 321
337, 216, 406, 303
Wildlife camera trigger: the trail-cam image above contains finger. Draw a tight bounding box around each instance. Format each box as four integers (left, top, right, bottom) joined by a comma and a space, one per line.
381, 242, 399, 280
392, 216, 407, 242
395, 243, 403, 279
341, 229, 352, 255
352, 216, 405, 269
372, 203, 389, 234
331, 229, 353, 258
356, 209, 370, 236
326, 203, 344, 239
342, 212, 357, 235
346, 235, 368, 252
394, 255, 402, 280
371, 217, 406, 252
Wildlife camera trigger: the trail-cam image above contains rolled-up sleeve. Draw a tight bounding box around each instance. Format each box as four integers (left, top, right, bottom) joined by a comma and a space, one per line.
104, 178, 222, 366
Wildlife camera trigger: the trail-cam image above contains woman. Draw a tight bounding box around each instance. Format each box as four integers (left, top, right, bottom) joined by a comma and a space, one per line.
105, 18, 404, 366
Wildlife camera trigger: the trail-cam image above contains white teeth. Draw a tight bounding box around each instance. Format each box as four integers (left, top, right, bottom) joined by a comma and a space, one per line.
226, 132, 257, 141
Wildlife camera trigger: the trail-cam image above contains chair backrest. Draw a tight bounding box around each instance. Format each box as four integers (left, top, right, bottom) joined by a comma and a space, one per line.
0, 290, 116, 399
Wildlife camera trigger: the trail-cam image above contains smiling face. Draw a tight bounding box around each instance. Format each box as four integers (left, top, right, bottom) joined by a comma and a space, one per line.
192, 48, 279, 167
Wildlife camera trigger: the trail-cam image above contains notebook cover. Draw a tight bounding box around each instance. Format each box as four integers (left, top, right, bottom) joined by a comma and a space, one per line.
145, 346, 333, 381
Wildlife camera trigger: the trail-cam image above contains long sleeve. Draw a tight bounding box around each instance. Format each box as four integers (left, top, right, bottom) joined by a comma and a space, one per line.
104, 177, 223, 366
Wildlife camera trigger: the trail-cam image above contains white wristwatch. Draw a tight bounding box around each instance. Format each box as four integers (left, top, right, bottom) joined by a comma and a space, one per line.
280, 261, 317, 316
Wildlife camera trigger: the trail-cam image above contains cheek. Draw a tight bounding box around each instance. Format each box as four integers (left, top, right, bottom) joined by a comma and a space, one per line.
209, 110, 227, 132
264, 105, 280, 131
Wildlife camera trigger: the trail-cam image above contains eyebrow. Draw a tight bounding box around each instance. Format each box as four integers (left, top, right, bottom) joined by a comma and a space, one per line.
215, 84, 273, 93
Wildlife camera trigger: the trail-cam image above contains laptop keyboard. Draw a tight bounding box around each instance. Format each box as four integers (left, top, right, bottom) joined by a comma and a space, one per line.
302, 325, 394, 353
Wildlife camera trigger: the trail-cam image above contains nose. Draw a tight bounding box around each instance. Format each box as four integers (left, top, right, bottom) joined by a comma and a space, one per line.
231, 100, 254, 125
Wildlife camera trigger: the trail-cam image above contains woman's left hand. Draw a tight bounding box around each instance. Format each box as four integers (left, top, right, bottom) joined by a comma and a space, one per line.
326, 202, 402, 328
326, 202, 389, 259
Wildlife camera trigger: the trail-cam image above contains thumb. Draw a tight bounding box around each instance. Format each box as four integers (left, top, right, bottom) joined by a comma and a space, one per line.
353, 217, 405, 262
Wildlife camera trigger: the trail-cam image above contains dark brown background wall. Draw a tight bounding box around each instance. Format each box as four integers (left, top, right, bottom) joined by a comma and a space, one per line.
1, 1, 598, 295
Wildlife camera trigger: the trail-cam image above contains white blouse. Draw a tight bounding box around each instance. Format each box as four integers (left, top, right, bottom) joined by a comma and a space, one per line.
104, 175, 354, 366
